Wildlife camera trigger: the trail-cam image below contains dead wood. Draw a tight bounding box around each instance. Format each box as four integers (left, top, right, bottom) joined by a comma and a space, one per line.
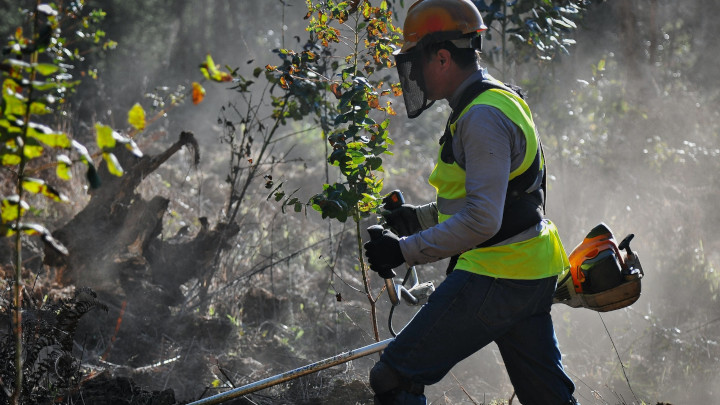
42, 131, 236, 304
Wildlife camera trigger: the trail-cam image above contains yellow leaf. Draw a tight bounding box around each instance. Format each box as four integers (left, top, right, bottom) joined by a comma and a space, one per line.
28, 128, 71, 148
56, 154, 72, 180
29, 101, 52, 115
23, 143, 44, 159
103, 152, 124, 176
391, 83, 402, 96
127, 103, 146, 131
200, 54, 232, 82
1, 153, 21, 166
1, 197, 28, 223
598, 58, 606, 72
21, 177, 45, 194
95, 123, 116, 150
199, 54, 214, 80
192, 82, 205, 105
18, 222, 70, 256
123, 138, 143, 158
20, 223, 43, 236
21, 177, 67, 202
217, 71, 233, 82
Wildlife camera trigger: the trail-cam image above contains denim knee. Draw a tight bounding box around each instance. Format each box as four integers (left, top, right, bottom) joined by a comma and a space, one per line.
370, 361, 426, 405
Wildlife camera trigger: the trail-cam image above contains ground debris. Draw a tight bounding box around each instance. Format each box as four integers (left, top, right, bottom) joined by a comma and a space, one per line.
67, 374, 175, 405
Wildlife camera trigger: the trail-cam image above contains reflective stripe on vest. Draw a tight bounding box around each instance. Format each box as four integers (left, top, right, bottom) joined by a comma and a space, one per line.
428, 87, 568, 279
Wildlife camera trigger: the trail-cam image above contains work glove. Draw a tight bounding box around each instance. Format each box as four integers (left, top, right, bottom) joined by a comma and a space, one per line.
381, 204, 422, 237
364, 229, 405, 279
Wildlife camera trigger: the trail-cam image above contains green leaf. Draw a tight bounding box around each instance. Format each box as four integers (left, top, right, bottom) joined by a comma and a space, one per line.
33, 63, 61, 76
103, 152, 124, 176
366, 156, 382, 170
361, 116, 376, 126
86, 164, 101, 189
29, 101, 52, 115
338, 90, 355, 108
128, 103, 146, 131
348, 149, 365, 164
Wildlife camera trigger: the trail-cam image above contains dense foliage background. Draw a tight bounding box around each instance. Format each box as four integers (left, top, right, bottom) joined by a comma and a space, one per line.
1, 0, 718, 404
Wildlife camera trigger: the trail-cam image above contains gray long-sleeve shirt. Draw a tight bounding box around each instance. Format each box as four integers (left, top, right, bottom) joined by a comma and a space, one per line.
399, 69, 539, 266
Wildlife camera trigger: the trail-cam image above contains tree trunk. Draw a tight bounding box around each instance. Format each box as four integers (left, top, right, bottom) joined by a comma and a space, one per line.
44, 132, 238, 306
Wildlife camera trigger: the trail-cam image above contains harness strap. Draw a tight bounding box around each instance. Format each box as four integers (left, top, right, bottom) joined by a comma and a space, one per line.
439, 79, 546, 274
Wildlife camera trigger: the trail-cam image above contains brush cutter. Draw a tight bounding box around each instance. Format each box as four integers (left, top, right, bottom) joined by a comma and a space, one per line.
188, 196, 644, 404
377, 190, 645, 312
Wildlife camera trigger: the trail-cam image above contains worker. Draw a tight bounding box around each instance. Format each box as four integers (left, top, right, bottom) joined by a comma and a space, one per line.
363, 0, 578, 403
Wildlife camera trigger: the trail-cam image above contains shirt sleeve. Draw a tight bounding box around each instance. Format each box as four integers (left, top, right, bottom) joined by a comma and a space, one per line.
399, 104, 526, 266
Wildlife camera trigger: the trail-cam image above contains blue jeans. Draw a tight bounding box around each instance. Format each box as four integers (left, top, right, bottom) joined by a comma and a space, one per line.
377, 270, 575, 405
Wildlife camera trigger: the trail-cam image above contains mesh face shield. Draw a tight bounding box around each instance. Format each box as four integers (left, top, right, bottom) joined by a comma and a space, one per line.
394, 49, 434, 119
394, 32, 482, 119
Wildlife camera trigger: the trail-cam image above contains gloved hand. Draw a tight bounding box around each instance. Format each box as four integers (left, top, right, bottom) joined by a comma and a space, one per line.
364, 229, 405, 278
381, 204, 422, 237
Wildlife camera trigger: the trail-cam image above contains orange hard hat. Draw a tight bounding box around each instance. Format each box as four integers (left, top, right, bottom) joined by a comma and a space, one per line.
400, 0, 487, 53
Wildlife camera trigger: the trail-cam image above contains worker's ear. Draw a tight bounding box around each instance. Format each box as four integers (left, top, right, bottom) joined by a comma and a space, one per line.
436, 49, 452, 70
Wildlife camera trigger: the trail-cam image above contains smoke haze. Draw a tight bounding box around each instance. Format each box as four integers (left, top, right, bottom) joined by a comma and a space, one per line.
2, 0, 717, 403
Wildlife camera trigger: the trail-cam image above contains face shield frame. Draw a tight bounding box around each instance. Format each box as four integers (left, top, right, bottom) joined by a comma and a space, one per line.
393, 31, 483, 119
394, 47, 434, 119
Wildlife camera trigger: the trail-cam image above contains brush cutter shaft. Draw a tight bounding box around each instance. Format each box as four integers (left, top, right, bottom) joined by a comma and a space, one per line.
188, 338, 394, 405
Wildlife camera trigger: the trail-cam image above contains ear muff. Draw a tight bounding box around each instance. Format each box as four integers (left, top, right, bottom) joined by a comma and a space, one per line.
472, 35, 482, 52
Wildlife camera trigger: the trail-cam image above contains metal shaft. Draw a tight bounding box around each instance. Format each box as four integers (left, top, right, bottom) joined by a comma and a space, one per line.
187, 338, 394, 405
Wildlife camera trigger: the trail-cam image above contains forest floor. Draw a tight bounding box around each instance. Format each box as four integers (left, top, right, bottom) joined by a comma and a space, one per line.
0, 268, 376, 405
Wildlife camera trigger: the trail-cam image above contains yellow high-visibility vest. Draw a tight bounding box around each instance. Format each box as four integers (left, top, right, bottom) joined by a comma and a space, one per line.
428, 86, 569, 279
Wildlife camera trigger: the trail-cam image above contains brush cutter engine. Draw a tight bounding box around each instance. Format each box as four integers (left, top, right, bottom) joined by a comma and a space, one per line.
553, 223, 644, 312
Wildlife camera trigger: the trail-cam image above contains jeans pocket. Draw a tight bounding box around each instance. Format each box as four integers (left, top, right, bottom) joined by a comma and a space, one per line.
476, 278, 543, 329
